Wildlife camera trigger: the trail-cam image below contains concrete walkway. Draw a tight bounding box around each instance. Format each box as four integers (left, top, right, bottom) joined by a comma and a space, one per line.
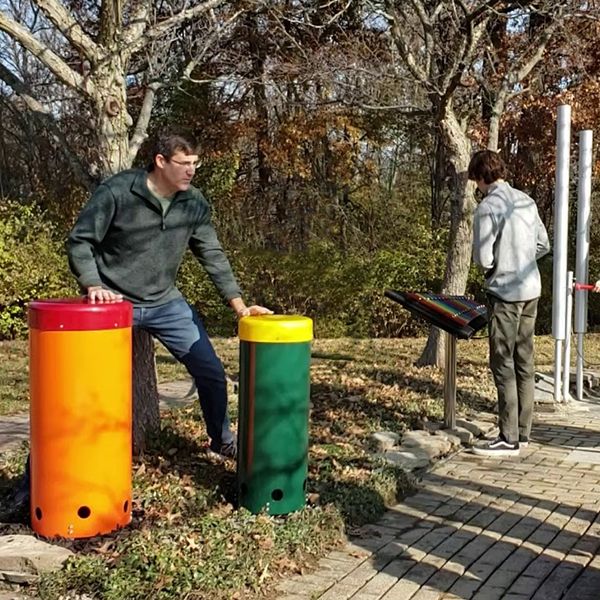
0, 416, 29, 454
277, 399, 600, 600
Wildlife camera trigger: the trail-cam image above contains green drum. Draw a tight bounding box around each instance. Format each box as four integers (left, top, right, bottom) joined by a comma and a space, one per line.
237, 315, 313, 515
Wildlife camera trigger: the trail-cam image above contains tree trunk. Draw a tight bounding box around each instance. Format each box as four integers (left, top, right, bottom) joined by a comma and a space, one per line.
94, 68, 133, 177
430, 131, 448, 227
93, 70, 160, 454
487, 89, 509, 152
0, 0, 235, 457
248, 14, 271, 192
417, 106, 476, 367
132, 329, 160, 456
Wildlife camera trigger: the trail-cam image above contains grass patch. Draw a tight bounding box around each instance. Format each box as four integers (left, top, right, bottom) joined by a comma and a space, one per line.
1, 334, 598, 597
0, 340, 28, 415
37, 499, 343, 600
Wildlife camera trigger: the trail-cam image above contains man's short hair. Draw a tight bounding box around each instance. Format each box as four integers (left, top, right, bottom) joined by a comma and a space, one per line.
468, 150, 508, 184
148, 134, 198, 170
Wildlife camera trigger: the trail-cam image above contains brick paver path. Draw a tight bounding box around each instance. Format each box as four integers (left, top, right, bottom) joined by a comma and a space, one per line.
278, 404, 600, 600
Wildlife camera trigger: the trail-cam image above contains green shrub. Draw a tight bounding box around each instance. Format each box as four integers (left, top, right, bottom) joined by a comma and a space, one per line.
217, 235, 447, 338
318, 463, 415, 526
0, 200, 77, 339
176, 253, 237, 336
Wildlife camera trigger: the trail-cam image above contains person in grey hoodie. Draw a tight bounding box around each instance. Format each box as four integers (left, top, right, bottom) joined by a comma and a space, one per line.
469, 150, 550, 457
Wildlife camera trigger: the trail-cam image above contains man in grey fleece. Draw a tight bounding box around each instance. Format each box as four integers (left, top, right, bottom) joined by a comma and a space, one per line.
68, 133, 272, 460
469, 150, 550, 457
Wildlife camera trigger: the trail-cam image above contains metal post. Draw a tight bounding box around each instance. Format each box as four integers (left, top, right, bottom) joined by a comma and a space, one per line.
577, 335, 585, 401
552, 105, 571, 403
574, 130, 593, 401
562, 271, 574, 402
444, 332, 457, 430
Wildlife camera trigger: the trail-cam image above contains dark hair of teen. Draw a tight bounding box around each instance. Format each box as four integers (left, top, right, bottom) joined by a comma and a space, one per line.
468, 150, 508, 184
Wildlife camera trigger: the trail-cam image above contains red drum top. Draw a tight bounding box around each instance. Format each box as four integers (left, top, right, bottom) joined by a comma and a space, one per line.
28, 298, 133, 331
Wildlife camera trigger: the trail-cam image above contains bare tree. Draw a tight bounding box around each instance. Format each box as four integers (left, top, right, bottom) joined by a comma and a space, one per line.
480, 7, 565, 152
375, 0, 495, 366
352, 0, 582, 366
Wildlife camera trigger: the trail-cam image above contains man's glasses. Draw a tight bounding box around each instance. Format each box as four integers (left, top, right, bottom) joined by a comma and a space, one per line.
170, 159, 199, 169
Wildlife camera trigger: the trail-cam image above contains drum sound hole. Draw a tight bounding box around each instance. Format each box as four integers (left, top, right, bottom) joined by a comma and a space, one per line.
271, 489, 284, 501
77, 506, 91, 519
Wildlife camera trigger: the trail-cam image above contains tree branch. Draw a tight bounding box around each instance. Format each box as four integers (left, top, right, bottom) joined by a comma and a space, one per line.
129, 81, 163, 161
126, 0, 226, 55
0, 10, 94, 95
384, 2, 430, 85
354, 103, 430, 116
440, 19, 486, 104
121, 0, 151, 49
408, 0, 431, 28
181, 9, 243, 81
279, 0, 354, 28
409, 0, 435, 87
468, 0, 506, 25
35, 0, 99, 62
515, 21, 558, 83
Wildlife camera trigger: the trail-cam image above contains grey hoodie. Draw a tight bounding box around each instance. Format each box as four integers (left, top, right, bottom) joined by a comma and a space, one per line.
472, 181, 550, 302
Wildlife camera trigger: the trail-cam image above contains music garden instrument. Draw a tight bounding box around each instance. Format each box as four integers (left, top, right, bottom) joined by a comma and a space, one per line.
385, 290, 489, 429
384, 291, 488, 340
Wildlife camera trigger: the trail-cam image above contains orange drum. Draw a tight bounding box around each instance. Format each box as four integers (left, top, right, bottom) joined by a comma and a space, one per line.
28, 298, 133, 538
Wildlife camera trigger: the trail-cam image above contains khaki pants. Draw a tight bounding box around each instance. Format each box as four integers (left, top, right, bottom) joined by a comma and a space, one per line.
487, 295, 539, 444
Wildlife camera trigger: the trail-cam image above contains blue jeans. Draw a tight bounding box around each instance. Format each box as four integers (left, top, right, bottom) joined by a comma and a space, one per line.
133, 298, 234, 451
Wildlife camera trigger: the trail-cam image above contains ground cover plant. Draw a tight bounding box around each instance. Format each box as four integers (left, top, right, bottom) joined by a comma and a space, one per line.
0, 334, 594, 598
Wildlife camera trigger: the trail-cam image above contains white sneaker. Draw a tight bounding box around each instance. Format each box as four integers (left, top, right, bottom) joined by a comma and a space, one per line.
472, 436, 520, 457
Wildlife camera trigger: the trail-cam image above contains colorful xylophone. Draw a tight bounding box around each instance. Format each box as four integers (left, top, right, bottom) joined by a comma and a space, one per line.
385, 290, 488, 340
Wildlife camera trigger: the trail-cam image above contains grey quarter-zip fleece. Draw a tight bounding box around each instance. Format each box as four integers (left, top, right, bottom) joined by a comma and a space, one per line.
67, 168, 242, 306
472, 180, 550, 302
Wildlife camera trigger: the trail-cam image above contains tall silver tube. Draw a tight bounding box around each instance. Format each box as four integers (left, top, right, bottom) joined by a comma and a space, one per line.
575, 130, 593, 401
562, 271, 574, 402
552, 105, 571, 402
577, 335, 585, 401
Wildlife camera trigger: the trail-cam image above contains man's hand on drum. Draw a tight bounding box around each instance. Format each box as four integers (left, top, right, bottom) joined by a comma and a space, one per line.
230, 297, 273, 318
87, 286, 123, 303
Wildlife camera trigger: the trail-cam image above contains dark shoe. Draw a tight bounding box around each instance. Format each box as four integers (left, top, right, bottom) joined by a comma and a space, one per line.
519, 435, 529, 448
218, 441, 237, 460
205, 441, 237, 462
12, 477, 30, 508
472, 436, 520, 457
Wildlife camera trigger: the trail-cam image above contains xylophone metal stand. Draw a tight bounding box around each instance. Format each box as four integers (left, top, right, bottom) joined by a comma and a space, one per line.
444, 332, 457, 430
